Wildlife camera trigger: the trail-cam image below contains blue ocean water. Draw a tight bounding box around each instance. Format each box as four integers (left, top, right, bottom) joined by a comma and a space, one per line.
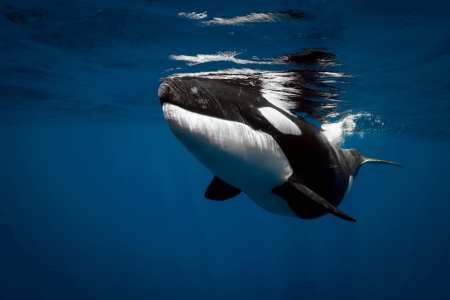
1, 0, 449, 299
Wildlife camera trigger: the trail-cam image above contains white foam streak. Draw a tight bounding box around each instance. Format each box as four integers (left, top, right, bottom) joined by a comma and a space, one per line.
178, 11, 207, 19
322, 113, 371, 145
202, 12, 280, 25
169, 68, 259, 80
320, 71, 348, 78
170, 52, 275, 66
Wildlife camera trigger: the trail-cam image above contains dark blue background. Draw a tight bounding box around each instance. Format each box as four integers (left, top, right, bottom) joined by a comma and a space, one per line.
1, 0, 450, 299
1, 125, 449, 299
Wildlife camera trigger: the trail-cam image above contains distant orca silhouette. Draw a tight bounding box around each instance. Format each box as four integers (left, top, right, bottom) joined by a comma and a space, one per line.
158, 50, 403, 222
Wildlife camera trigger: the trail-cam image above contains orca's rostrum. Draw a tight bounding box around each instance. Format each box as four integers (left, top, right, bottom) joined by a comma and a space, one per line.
158, 49, 403, 222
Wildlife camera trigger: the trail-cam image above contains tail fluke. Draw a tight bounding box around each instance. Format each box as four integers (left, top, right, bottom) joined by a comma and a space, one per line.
361, 156, 404, 168
345, 148, 404, 177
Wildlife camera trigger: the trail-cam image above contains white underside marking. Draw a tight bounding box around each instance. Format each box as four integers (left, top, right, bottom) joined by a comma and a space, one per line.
163, 103, 297, 217
342, 175, 353, 202
258, 107, 301, 135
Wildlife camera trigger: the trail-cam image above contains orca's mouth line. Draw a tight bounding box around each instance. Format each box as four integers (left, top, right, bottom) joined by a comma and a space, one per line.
162, 103, 210, 121
162, 102, 245, 126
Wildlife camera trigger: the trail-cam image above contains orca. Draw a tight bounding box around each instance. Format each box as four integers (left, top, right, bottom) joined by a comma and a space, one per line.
158, 56, 403, 222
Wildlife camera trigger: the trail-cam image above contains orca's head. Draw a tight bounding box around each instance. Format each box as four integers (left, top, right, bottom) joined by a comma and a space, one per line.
158, 78, 200, 108
158, 77, 264, 123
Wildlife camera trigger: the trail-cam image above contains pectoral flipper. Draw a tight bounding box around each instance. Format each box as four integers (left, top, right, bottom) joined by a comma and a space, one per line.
205, 176, 242, 201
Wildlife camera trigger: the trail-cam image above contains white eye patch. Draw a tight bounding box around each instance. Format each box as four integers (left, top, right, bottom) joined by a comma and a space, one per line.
258, 107, 301, 135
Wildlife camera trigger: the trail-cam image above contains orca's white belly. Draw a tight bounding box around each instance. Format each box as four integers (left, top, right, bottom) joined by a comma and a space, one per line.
162, 103, 297, 217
